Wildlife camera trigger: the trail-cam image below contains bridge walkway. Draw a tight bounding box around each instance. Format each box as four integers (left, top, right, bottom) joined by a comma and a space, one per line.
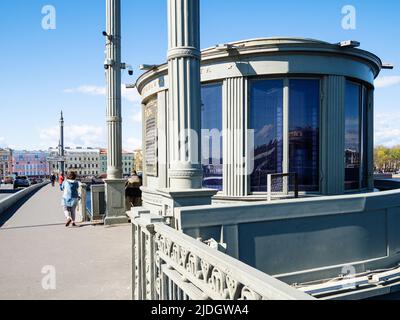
0, 184, 131, 300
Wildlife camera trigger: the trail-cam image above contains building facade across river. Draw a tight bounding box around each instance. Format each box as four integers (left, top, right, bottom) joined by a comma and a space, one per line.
134, 38, 381, 208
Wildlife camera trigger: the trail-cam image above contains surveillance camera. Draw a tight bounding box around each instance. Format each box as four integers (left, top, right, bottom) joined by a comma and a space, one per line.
102, 31, 113, 40
122, 63, 134, 76
104, 59, 113, 69
127, 65, 134, 76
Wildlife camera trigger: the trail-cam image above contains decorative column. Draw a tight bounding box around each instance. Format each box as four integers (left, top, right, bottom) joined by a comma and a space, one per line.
223, 77, 248, 197
155, 0, 216, 221
167, 0, 203, 190
104, 0, 129, 225
320, 75, 345, 195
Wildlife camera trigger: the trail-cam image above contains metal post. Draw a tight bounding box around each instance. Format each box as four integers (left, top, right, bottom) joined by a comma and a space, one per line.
267, 174, 272, 202
78, 183, 87, 222
106, 0, 122, 180
294, 173, 299, 199
104, 0, 128, 225
59, 111, 65, 175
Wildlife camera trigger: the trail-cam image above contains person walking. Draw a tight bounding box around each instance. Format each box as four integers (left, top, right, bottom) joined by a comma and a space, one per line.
61, 171, 80, 227
125, 171, 142, 210
50, 173, 56, 187
58, 173, 65, 190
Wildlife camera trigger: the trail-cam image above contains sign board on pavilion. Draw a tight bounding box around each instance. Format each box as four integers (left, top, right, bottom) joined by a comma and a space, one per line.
144, 98, 158, 177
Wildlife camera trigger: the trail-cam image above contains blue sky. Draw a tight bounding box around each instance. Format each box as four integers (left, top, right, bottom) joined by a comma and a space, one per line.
0, 0, 399, 151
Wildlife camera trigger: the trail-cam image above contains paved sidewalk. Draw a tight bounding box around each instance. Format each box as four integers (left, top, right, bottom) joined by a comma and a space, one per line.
0, 184, 131, 300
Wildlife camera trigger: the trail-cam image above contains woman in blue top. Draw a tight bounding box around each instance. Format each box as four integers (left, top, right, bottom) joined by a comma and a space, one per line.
61, 171, 80, 227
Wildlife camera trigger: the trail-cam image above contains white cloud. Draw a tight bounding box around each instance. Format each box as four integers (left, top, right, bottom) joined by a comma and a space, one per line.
121, 86, 141, 104
64, 84, 141, 104
124, 137, 142, 152
131, 111, 142, 123
38, 124, 142, 151
64, 85, 106, 96
39, 125, 106, 148
375, 76, 400, 88
375, 113, 400, 147
0, 137, 6, 147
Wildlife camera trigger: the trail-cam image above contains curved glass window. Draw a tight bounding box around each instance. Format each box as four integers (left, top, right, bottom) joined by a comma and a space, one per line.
345, 81, 361, 190
250, 80, 284, 192
289, 79, 320, 192
345, 81, 369, 191
201, 83, 223, 191
250, 78, 320, 193
361, 86, 369, 189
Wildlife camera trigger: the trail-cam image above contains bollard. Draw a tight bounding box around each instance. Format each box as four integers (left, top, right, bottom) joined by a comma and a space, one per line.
77, 183, 87, 222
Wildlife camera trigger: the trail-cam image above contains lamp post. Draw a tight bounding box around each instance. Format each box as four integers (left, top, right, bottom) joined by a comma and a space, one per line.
59, 111, 65, 175
104, 0, 129, 225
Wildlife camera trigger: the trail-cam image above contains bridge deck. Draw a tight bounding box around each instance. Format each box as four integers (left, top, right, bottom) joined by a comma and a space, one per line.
0, 184, 131, 300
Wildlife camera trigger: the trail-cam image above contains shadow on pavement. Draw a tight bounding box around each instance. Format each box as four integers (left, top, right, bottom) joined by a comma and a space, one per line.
0, 188, 43, 228
0, 221, 104, 231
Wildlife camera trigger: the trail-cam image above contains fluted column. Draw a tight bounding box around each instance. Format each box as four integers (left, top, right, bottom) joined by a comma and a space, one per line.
167, 0, 203, 190
106, 0, 122, 179
223, 77, 248, 197
320, 75, 345, 195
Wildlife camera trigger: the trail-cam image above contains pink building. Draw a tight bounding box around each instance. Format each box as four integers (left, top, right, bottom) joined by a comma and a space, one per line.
12, 151, 49, 177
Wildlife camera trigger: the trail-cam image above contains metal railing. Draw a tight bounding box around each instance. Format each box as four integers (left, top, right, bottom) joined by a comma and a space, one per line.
267, 173, 299, 202
132, 212, 314, 300
90, 184, 106, 220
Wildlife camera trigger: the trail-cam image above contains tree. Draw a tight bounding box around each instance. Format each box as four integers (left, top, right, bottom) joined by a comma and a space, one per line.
374, 146, 400, 172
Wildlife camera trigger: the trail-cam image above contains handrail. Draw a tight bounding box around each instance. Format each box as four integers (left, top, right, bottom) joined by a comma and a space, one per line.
133, 213, 314, 300
267, 172, 299, 202
152, 222, 314, 300
0, 182, 49, 215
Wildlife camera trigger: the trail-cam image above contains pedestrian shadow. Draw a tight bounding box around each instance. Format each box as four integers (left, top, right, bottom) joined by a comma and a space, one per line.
0, 221, 104, 231
0, 188, 43, 228
0, 222, 65, 230
71, 222, 104, 228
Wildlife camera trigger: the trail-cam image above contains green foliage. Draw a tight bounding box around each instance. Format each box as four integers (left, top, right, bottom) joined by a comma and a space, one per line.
374, 146, 400, 172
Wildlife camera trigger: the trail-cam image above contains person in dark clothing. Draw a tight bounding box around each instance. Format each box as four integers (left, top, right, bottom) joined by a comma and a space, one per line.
125, 171, 142, 210
50, 174, 56, 187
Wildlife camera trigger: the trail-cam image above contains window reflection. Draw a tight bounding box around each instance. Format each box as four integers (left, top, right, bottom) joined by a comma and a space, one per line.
361, 86, 369, 189
250, 80, 284, 192
345, 81, 361, 190
201, 83, 223, 191
289, 79, 320, 192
